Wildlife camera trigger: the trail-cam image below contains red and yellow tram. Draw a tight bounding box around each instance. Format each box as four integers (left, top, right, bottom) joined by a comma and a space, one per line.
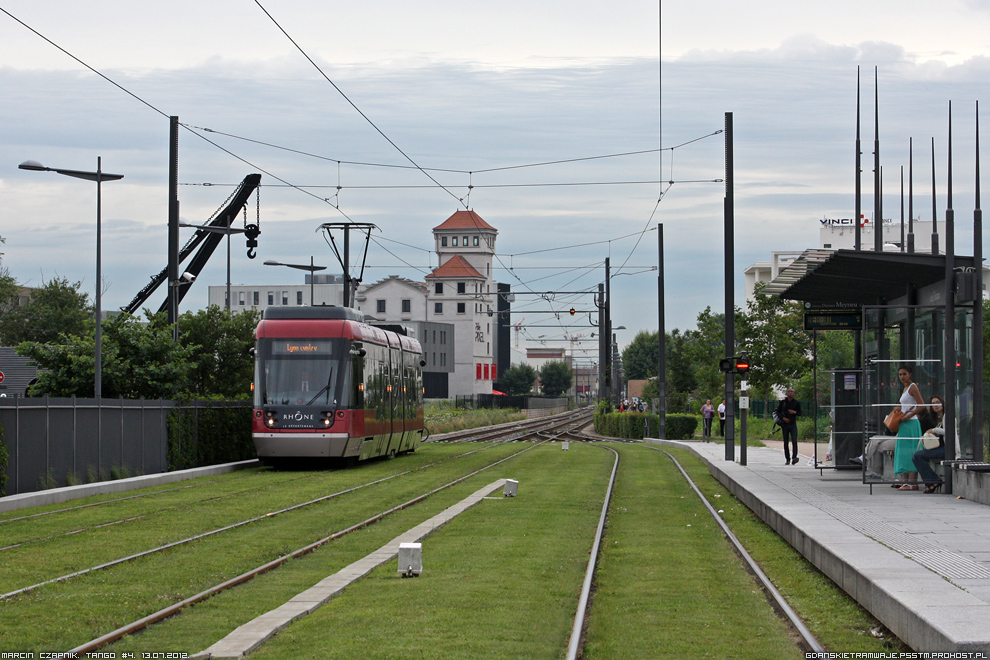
252, 306, 425, 463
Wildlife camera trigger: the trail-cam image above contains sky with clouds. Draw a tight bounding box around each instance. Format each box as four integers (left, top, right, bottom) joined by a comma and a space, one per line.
2, 0, 990, 360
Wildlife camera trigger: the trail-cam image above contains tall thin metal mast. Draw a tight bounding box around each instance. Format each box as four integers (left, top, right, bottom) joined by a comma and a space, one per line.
908, 138, 915, 253
974, 101, 984, 462
932, 138, 940, 254
900, 167, 905, 252
724, 112, 735, 462
874, 68, 883, 253
855, 67, 862, 251
945, 101, 956, 493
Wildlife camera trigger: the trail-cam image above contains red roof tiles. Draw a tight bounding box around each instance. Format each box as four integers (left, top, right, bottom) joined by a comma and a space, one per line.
433, 210, 496, 232
426, 255, 485, 279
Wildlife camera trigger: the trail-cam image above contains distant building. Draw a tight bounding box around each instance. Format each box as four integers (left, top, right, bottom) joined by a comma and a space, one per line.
0, 347, 37, 397
355, 275, 454, 398
745, 219, 990, 303
425, 210, 501, 397
208, 275, 345, 312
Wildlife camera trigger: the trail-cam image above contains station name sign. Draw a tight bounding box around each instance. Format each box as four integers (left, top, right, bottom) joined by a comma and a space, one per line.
803, 304, 862, 331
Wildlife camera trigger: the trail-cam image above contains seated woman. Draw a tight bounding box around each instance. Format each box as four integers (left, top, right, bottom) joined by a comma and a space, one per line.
912, 395, 945, 494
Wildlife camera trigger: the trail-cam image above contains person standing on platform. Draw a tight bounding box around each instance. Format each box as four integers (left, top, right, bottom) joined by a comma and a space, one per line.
893, 365, 925, 491
700, 399, 715, 441
717, 400, 726, 436
776, 388, 801, 465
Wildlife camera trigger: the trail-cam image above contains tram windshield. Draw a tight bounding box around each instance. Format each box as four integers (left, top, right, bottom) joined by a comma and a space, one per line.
254, 338, 351, 409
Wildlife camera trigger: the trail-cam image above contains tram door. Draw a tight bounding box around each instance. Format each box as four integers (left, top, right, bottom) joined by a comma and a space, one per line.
385, 346, 402, 456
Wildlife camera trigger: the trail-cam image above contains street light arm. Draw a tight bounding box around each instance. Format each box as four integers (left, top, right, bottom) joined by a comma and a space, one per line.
20, 160, 123, 181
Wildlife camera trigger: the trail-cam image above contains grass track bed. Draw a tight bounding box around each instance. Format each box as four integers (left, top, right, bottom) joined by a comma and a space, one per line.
0, 442, 522, 649
1, 440, 908, 657
584, 445, 799, 659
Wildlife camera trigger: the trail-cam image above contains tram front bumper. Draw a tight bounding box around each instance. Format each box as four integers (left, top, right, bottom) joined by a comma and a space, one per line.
253, 432, 350, 457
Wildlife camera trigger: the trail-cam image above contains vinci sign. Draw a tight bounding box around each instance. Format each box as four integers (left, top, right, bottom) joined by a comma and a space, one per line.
821, 217, 892, 226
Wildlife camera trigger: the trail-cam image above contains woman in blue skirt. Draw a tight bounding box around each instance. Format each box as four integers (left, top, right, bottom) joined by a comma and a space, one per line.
893, 365, 924, 491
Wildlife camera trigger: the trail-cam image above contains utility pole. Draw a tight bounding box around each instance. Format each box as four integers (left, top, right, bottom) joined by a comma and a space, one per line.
657, 223, 666, 438
724, 112, 735, 462
167, 116, 179, 340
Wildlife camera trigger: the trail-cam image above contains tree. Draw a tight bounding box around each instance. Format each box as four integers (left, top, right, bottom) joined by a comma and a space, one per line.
179, 306, 259, 399
665, 329, 697, 413
737, 283, 810, 414
500, 363, 537, 395
0, 235, 19, 329
622, 331, 659, 381
0, 277, 92, 346
539, 360, 573, 397
686, 306, 731, 403
18, 310, 193, 398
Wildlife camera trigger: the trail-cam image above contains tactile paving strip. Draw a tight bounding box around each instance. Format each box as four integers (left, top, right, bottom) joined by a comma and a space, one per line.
758, 471, 990, 582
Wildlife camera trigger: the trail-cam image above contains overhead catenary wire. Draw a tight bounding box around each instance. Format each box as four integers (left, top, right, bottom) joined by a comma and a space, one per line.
251, 0, 465, 208
0, 5, 357, 222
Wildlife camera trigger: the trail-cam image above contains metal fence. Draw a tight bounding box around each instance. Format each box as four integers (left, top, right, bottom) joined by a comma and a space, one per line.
0, 396, 175, 496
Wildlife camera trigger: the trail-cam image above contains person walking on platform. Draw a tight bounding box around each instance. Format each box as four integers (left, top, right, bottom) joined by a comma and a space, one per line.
893, 365, 925, 491
776, 388, 801, 465
717, 400, 726, 436
700, 399, 715, 441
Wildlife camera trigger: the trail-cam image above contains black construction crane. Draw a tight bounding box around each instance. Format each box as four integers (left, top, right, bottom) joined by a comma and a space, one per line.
121, 173, 261, 316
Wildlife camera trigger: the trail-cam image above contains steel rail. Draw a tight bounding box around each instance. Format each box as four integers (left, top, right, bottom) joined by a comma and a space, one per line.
0, 470, 342, 549
566, 443, 619, 660
0, 468, 417, 601
654, 447, 825, 654
428, 408, 590, 443
4, 414, 589, 599
0, 481, 215, 524
69, 439, 549, 655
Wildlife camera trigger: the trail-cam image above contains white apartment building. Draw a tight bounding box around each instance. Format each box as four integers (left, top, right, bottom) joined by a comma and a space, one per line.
207, 274, 344, 312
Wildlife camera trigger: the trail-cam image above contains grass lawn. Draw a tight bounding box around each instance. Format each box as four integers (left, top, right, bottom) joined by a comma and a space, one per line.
2, 440, 907, 657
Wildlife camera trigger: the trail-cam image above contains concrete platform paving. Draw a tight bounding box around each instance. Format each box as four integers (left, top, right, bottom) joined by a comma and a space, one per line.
650, 438, 990, 653
192, 479, 509, 659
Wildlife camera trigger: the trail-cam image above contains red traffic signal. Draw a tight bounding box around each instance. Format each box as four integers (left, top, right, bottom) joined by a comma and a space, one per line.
569, 308, 576, 316
719, 356, 750, 375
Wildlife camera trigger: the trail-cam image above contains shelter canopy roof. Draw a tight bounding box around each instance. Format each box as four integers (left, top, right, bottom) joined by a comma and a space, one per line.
762, 249, 979, 305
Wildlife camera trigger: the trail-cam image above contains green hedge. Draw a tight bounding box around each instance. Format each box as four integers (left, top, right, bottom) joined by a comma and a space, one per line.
594, 412, 698, 440
0, 420, 7, 497
167, 401, 255, 471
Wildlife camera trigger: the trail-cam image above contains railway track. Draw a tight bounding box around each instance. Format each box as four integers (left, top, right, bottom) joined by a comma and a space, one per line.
1, 410, 825, 658
0, 409, 592, 653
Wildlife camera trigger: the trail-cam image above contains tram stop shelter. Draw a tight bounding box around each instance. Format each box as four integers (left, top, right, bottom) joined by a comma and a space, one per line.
763, 248, 987, 495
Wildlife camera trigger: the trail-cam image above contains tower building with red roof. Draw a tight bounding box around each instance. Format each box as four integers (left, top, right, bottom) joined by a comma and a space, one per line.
426, 210, 499, 395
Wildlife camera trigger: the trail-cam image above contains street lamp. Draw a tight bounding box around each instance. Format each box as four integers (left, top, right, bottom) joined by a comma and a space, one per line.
264, 258, 327, 306
179, 222, 246, 312
19, 158, 123, 398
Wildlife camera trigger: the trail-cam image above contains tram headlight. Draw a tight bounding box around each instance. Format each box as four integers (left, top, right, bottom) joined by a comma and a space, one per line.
265, 411, 277, 427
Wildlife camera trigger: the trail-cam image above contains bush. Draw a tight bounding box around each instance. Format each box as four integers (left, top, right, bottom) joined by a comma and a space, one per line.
0, 420, 7, 496
665, 414, 699, 440
167, 401, 254, 471
593, 412, 698, 440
